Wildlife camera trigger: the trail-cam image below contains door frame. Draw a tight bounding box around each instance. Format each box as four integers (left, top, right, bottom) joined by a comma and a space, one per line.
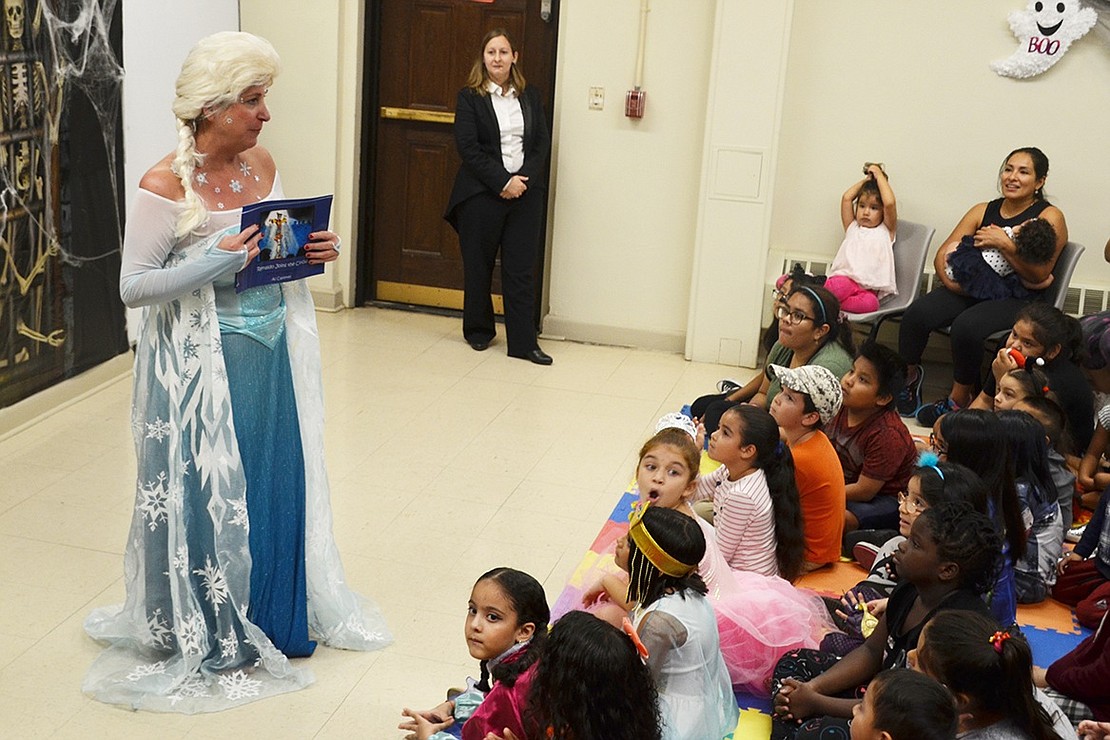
355, 1, 383, 307
355, 0, 560, 316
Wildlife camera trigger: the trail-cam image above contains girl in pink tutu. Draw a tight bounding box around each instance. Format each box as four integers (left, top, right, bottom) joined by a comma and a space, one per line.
612, 415, 834, 695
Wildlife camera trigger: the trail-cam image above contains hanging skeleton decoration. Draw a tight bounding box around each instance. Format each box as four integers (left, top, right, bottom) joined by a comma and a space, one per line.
0, 0, 66, 374
991, 0, 1098, 78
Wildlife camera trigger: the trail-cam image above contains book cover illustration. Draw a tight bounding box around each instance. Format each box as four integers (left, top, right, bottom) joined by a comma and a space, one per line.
234, 194, 334, 293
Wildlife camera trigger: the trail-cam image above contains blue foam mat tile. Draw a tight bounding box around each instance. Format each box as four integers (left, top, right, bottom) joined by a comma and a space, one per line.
608, 491, 638, 523
735, 690, 772, 714
1022, 622, 1092, 667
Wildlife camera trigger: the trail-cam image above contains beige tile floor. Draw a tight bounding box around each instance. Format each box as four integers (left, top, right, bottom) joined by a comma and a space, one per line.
1, 305, 800, 738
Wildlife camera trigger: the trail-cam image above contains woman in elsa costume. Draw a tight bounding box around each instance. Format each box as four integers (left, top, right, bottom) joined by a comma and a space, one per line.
82, 31, 390, 713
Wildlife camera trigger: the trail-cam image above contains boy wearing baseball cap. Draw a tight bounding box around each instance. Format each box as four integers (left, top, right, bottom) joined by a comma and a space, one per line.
768, 363, 846, 572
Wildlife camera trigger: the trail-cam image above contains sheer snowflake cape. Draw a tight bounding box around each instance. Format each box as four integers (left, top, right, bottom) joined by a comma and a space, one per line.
83, 220, 390, 713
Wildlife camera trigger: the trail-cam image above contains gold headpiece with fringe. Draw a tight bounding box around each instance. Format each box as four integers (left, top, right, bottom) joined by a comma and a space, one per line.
627, 503, 698, 578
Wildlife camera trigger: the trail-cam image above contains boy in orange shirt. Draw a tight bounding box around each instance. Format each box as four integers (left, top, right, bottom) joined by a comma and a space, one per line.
769, 364, 846, 572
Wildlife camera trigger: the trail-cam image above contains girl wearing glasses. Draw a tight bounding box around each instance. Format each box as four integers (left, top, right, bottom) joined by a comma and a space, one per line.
822, 460, 988, 656
692, 285, 855, 437
751, 286, 857, 409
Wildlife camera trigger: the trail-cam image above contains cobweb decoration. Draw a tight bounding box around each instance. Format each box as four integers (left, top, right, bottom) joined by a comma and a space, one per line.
37, 0, 124, 264
0, 0, 126, 408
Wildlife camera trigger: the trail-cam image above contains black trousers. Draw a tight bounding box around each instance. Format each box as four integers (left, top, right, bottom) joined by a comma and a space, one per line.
897, 286, 1030, 386
454, 189, 543, 357
689, 392, 737, 437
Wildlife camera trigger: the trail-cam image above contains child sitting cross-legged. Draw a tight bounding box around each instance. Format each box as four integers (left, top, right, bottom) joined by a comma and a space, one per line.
820, 458, 989, 657
767, 363, 847, 572
629, 419, 834, 695
399, 568, 548, 740
826, 341, 918, 535
769, 502, 1002, 740
913, 611, 1074, 740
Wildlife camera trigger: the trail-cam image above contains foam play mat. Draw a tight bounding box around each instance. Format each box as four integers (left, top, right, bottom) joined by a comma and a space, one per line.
553, 471, 1091, 740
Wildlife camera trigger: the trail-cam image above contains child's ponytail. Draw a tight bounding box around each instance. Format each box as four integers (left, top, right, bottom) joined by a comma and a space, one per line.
732, 405, 805, 581
474, 567, 550, 691
919, 612, 1061, 740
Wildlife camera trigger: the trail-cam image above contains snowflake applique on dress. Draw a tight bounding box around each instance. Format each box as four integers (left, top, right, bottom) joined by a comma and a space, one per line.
126, 659, 169, 682
177, 611, 207, 656
239, 161, 252, 177
220, 634, 240, 660
219, 670, 263, 701
193, 555, 231, 613
172, 545, 190, 577
195, 172, 209, 186
145, 418, 172, 442
182, 335, 200, 361
166, 675, 211, 705
229, 179, 243, 194
137, 472, 170, 531
228, 497, 249, 530
147, 608, 173, 649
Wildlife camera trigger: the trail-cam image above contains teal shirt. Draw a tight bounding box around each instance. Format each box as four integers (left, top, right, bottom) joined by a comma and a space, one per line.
764, 340, 853, 405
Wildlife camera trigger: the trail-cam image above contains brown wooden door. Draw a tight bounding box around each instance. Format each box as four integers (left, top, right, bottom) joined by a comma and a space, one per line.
365, 0, 558, 311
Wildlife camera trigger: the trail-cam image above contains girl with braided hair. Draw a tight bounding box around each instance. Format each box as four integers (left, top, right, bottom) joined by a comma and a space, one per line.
84, 32, 386, 713
615, 504, 738, 740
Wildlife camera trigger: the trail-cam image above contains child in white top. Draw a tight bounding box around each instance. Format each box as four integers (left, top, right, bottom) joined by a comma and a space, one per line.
825, 164, 898, 314
694, 404, 806, 581
617, 504, 738, 740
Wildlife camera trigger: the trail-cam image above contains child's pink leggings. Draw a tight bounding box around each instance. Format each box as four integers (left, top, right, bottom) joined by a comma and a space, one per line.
824, 275, 880, 314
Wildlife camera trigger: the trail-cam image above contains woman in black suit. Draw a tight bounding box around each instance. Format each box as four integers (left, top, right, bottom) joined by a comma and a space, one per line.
445, 28, 552, 365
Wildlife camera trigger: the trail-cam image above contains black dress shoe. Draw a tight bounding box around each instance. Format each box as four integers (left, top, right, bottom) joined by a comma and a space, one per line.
515, 348, 553, 365
467, 338, 490, 351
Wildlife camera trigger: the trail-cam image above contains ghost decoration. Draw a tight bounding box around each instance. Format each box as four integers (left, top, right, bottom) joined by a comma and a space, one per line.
992, 0, 1098, 78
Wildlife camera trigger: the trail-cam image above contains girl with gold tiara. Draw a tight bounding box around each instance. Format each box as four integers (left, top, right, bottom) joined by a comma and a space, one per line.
616, 504, 738, 740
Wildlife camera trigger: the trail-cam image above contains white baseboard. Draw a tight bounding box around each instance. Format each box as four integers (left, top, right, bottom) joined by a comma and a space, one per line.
541, 314, 685, 353
0, 352, 133, 440
311, 286, 345, 312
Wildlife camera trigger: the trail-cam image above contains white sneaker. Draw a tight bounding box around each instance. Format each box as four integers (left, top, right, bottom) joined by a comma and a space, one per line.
1066, 523, 1086, 544
717, 378, 742, 394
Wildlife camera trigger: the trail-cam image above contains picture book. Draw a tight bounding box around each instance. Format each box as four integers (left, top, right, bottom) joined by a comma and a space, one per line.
234, 194, 334, 293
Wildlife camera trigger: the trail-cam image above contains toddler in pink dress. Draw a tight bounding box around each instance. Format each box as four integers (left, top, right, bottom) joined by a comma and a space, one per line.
825, 164, 898, 314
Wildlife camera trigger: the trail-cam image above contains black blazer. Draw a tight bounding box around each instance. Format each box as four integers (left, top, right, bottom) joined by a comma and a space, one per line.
444, 84, 550, 231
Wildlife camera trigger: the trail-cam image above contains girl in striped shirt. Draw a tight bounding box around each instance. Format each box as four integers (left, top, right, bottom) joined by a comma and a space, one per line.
695, 404, 806, 581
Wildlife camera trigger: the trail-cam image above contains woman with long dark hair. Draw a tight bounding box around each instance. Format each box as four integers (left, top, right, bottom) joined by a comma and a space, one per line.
898, 147, 1069, 425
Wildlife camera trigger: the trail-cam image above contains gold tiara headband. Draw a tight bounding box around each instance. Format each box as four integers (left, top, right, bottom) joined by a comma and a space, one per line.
627, 504, 698, 578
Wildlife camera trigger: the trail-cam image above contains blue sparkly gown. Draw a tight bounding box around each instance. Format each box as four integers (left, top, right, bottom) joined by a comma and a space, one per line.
84, 173, 390, 713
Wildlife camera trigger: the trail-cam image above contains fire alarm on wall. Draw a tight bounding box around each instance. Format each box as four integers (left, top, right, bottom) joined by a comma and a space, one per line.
625, 88, 645, 119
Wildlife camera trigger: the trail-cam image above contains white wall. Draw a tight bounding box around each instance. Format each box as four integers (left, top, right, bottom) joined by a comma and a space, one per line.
770, 1, 1110, 287
214, 0, 1110, 363
240, 0, 359, 310
543, 0, 715, 351
122, 0, 239, 342
684, 2, 793, 366
122, 0, 240, 204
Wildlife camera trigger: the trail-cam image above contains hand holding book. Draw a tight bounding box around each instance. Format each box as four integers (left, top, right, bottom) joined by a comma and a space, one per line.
235, 194, 334, 293
303, 230, 341, 264
219, 223, 263, 264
